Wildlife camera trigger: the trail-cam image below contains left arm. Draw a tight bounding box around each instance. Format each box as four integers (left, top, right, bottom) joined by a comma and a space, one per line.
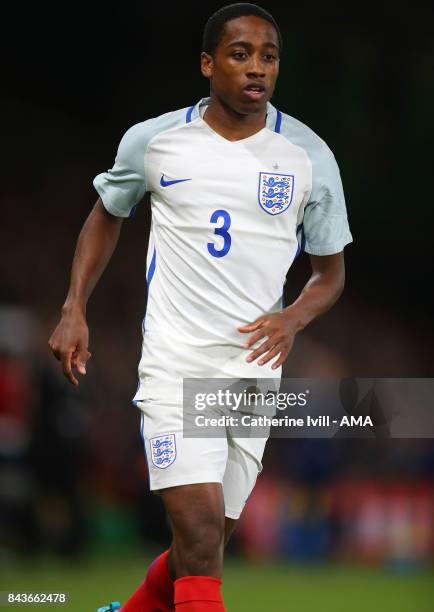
238, 251, 345, 369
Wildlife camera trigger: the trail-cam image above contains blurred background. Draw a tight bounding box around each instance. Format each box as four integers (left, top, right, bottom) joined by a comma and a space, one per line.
1, 1, 433, 610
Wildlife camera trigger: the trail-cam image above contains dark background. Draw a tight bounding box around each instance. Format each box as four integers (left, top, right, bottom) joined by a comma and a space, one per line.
3, 1, 434, 377
1, 0, 433, 594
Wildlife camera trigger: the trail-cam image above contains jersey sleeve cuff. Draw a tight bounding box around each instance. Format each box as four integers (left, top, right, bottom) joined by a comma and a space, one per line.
93, 178, 132, 218
304, 235, 353, 256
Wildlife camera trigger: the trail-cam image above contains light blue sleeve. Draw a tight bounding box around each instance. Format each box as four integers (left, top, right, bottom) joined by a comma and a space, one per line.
93, 107, 189, 218
93, 122, 150, 218
280, 113, 352, 256
303, 143, 353, 256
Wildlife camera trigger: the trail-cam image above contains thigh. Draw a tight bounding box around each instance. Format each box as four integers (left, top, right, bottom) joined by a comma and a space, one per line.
161, 482, 225, 534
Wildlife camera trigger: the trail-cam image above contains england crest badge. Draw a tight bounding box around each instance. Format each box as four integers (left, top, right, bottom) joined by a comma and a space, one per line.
150, 433, 177, 469
258, 172, 294, 215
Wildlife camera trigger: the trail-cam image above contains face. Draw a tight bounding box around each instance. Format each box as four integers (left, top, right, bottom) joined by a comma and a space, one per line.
201, 15, 280, 115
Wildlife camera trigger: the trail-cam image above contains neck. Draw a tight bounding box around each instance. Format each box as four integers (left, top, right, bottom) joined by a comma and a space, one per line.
202, 94, 267, 142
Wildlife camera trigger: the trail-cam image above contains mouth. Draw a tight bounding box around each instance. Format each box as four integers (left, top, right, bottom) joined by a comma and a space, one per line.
243, 83, 266, 101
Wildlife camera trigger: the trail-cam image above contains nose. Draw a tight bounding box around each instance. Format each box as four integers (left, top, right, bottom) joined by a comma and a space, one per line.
246, 53, 266, 78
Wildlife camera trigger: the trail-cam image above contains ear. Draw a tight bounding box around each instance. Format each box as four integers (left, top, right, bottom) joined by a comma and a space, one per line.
201, 51, 213, 79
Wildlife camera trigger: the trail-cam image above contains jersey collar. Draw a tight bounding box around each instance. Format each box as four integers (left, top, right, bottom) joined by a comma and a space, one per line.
188, 97, 279, 131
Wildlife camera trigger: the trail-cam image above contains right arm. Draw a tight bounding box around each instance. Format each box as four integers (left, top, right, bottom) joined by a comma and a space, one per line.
50, 119, 155, 383
49, 198, 123, 385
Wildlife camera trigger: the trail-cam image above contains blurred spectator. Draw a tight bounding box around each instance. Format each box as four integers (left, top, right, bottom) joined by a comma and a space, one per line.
0, 303, 91, 558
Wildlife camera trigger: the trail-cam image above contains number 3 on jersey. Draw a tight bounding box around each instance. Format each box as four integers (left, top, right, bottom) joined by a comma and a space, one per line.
207, 209, 231, 258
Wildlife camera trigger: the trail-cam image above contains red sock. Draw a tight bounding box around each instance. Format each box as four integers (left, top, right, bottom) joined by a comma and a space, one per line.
121, 549, 174, 611
174, 576, 225, 611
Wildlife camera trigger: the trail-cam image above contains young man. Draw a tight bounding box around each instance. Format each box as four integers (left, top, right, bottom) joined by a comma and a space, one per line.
49, 3, 352, 611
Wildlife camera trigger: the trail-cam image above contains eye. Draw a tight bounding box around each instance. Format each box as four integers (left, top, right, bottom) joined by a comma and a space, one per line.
232, 51, 248, 60
264, 54, 277, 62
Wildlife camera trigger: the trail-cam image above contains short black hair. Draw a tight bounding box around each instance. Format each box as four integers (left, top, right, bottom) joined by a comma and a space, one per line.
202, 3, 283, 56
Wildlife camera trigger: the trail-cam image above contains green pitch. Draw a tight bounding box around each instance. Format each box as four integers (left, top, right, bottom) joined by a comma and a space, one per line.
1, 552, 433, 611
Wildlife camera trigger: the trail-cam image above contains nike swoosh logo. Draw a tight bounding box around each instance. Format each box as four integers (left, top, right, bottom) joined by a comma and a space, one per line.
160, 174, 192, 187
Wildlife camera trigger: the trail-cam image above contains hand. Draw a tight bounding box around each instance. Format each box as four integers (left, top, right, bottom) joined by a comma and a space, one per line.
238, 311, 297, 370
48, 307, 92, 386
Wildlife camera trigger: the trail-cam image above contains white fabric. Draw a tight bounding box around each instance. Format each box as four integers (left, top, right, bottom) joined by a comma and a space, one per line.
93, 97, 352, 516
138, 401, 265, 519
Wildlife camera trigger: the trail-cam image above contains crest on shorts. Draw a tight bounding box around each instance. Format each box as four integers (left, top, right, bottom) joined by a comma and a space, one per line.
150, 433, 177, 468
258, 172, 294, 215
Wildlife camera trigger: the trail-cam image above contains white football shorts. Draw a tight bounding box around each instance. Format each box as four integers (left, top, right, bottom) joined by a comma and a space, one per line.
136, 394, 270, 520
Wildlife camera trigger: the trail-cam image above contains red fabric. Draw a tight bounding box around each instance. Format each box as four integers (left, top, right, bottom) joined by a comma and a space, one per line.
174, 576, 225, 611
121, 549, 174, 611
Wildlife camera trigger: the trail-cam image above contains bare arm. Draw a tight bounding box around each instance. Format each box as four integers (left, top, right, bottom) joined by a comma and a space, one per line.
283, 252, 345, 332
239, 252, 345, 369
49, 198, 123, 385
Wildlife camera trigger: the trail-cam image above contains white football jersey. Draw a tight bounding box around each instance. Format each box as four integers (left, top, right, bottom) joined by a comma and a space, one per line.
93, 97, 352, 403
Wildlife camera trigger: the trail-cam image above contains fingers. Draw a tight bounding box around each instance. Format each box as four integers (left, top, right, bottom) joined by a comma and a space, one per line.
271, 348, 290, 370
241, 312, 296, 369
246, 338, 276, 363
48, 338, 91, 386
74, 346, 92, 375
243, 328, 268, 349
63, 347, 92, 385
249, 342, 290, 369
61, 349, 78, 386
238, 318, 265, 333
244, 321, 293, 368
258, 345, 281, 366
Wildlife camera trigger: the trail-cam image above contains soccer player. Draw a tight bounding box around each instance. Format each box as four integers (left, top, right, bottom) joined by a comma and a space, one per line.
48, 3, 352, 611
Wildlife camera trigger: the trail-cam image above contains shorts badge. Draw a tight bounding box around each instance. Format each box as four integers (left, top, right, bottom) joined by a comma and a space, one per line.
150, 433, 177, 469
258, 172, 294, 215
